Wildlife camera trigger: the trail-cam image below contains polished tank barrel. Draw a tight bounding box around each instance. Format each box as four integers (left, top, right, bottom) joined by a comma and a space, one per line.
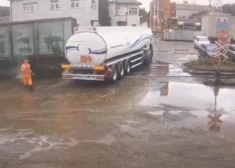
65, 27, 153, 66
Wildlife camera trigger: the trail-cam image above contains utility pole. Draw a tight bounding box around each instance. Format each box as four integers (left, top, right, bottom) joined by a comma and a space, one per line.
157, 0, 160, 20
209, 0, 213, 12
153, 0, 156, 31
150, 1, 152, 28
212, 0, 223, 13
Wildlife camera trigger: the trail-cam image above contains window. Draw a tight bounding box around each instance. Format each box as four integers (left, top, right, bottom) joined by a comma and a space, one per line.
51, 0, 59, 10
91, 0, 96, 10
23, 2, 38, 13
129, 8, 138, 15
71, 0, 79, 8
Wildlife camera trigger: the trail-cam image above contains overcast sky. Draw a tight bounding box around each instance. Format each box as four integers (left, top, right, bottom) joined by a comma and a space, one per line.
140, 0, 234, 11
0, 0, 234, 10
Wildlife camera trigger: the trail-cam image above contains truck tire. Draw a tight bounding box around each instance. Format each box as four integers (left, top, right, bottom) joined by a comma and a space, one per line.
118, 62, 125, 78
125, 60, 131, 74
143, 49, 153, 66
111, 65, 118, 82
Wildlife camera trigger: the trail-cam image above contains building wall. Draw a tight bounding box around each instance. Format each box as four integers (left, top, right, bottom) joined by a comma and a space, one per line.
176, 9, 203, 19
231, 17, 235, 39
150, 0, 175, 32
109, 3, 140, 26
127, 15, 140, 26
109, 3, 117, 26
176, 4, 211, 20
163, 0, 171, 18
11, 0, 98, 27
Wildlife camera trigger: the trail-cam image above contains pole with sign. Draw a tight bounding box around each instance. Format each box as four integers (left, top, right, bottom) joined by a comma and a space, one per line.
212, 30, 231, 78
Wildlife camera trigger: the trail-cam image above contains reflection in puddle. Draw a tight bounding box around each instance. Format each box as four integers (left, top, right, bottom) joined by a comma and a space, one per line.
151, 64, 191, 77
140, 82, 235, 141
140, 82, 235, 111
208, 114, 223, 132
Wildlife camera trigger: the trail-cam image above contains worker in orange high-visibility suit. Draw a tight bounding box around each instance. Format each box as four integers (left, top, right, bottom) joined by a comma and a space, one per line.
21, 59, 34, 91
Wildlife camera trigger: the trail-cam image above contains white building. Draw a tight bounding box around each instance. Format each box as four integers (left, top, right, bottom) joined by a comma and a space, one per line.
109, 0, 142, 26
9, 0, 98, 27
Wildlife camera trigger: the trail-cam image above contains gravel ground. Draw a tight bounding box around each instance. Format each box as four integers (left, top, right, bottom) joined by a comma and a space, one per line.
0, 40, 235, 168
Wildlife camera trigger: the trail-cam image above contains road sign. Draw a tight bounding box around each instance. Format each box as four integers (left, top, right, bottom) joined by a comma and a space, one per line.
212, 30, 231, 60
213, 41, 229, 59
218, 30, 230, 43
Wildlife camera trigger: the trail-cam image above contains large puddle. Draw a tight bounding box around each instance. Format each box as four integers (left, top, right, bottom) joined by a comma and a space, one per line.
149, 63, 191, 77
140, 82, 235, 141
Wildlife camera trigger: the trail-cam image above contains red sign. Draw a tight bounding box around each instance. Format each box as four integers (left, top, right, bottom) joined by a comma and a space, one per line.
80, 55, 93, 63
218, 30, 230, 43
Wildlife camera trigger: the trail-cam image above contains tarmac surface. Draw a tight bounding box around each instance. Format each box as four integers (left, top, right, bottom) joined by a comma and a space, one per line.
0, 40, 235, 168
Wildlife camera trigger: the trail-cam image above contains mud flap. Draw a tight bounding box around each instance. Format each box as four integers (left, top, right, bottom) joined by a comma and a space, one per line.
143, 49, 153, 65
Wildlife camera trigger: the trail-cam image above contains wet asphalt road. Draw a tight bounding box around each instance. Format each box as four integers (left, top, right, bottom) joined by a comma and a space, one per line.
1, 40, 235, 168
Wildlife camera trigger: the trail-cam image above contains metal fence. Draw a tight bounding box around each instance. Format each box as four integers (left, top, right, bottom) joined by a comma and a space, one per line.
163, 29, 203, 41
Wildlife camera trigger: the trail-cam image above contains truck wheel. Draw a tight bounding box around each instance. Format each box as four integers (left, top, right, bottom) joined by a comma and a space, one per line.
119, 62, 125, 78
144, 50, 153, 65
125, 60, 131, 74
111, 65, 118, 82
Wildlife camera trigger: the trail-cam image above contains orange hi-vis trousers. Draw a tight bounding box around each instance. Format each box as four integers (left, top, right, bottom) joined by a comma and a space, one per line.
23, 74, 32, 86
21, 63, 32, 86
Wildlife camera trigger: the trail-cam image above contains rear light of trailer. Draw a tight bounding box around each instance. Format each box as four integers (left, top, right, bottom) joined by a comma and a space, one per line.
61, 64, 71, 70
94, 66, 105, 72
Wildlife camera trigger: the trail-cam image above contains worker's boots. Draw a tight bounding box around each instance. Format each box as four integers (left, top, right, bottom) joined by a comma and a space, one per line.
29, 85, 34, 92
24, 85, 27, 89
23, 85, 34, 92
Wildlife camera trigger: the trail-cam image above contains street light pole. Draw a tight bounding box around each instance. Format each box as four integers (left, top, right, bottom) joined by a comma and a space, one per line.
157, 0, 160, 20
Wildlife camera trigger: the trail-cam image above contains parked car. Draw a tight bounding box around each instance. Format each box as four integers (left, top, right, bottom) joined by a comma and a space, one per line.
227, 45, 235, 61
198, 44, 219, 59
194, 36, 210, 49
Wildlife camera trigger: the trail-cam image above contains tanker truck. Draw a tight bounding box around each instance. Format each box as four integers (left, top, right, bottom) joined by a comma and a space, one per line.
61, 27, 153, 82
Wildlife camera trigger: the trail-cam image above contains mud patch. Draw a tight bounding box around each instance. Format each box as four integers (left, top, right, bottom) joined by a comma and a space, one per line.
0, 129, 116, 160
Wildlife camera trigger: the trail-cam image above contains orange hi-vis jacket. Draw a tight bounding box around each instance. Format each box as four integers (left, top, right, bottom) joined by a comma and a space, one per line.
21, 63, 32, 86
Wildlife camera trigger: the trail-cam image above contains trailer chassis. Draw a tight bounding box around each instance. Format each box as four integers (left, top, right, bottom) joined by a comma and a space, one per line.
62, 46, 153, 82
